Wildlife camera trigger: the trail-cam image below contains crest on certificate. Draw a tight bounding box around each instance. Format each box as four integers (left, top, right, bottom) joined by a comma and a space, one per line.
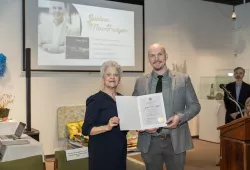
158, 117, 164, 123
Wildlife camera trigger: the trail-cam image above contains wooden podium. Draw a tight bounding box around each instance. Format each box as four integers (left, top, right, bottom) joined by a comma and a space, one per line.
217, 116, 250, 170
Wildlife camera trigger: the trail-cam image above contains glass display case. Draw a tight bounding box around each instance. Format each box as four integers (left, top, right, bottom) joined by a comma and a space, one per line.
199, 76, 232, 100
199, 69, 249, 100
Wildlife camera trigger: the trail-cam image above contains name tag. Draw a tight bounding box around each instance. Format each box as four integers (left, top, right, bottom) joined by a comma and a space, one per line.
66, 147, 89, 161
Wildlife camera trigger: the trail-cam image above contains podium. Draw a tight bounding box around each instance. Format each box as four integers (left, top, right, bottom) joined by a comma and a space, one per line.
217, 117, 250, 170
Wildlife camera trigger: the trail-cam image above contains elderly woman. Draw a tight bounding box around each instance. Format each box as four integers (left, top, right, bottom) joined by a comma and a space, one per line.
82, 61, 127, 170
244, 97, 250, 117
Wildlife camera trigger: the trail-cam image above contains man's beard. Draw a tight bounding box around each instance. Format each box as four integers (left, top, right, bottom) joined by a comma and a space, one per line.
153, 63, 165, 71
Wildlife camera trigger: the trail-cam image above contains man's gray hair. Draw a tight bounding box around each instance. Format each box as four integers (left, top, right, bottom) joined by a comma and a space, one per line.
100, 60, 122, 78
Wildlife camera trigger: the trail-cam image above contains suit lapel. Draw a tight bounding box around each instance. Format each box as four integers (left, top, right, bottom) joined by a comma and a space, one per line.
146, 73, 152, 94
170, 71, 176, 112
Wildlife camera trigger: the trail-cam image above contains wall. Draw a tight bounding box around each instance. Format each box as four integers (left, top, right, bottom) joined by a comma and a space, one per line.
0, 0, 233, 155
234, 3, 250, 72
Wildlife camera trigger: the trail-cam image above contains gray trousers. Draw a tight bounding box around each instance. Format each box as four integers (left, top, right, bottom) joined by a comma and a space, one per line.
141, 137, 186, 170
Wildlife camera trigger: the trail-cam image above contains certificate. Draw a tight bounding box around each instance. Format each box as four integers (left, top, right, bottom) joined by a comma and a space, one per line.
115, 93, 166, 130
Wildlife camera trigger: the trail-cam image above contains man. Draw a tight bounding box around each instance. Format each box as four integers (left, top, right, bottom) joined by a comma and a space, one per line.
38, 1, 80, 54
224, 67, 250, 124
132, 43, 200, 170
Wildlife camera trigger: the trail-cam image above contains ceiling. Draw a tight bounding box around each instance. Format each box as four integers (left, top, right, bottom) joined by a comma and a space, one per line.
203, 0, 250, 5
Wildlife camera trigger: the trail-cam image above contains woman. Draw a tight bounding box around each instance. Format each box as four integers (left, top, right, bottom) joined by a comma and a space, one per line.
82, 61, 127, 170
244, 97, 250, 117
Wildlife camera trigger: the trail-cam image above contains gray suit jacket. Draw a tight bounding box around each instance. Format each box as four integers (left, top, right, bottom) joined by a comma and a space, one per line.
132, 71, 201, 154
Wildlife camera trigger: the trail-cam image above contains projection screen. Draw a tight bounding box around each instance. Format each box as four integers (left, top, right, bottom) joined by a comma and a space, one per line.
23, 0, 144, 72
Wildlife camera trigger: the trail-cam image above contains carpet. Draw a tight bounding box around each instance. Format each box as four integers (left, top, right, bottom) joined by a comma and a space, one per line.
127, 139, 220, 170
45, 139, 220, 170
45, 158, 145, 170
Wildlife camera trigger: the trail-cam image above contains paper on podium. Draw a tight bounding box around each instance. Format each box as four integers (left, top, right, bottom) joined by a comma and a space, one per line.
116, 93, 167, 130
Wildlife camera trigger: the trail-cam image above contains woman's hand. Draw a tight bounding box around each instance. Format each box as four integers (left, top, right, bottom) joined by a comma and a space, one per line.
107, 116, 120, 131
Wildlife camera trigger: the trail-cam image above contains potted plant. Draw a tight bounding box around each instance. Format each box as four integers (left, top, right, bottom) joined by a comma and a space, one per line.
0, 93, 14, 122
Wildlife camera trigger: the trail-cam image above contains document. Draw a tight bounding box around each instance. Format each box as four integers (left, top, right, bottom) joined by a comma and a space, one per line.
66, 147, 89, 161
116, 93, 167, 130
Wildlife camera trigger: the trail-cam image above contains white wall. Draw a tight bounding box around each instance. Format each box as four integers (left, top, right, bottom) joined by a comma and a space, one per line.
0, 0, 234, 154
234, 3, 250, 71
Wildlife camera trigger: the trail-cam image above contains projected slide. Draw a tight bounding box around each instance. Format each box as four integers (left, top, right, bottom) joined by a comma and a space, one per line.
38, 0, 134, 66
24, 0, 144, 71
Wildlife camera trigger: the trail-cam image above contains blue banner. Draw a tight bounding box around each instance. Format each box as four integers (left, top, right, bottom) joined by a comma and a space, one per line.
0, 53, 6, 77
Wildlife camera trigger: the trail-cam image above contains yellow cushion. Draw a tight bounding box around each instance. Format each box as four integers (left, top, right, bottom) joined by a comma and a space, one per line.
66, 120, 84, 139
66, 122, 80, 139
78, 120, 84, 133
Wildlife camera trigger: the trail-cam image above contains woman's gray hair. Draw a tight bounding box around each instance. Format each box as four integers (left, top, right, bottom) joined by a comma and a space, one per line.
245, 97, 250, 107
100, 60, 122, 78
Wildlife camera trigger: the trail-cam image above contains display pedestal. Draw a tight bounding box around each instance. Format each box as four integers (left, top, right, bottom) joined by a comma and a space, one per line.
24, 128, 40, 141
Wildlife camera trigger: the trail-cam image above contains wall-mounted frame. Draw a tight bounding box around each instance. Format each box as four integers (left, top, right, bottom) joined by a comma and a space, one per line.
22, 0, 145, 72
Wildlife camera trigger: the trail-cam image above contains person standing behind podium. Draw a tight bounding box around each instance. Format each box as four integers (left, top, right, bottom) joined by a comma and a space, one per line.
82, 61, 127, 170
224, 67, 250, 124
132, 43, 200, 170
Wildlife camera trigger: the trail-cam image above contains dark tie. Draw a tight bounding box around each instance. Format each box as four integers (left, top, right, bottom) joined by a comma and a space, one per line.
156, 75, 163, 133
155, 75, 163, 93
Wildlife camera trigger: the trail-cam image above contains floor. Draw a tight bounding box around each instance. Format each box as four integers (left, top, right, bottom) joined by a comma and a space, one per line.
45, 139, 220, 170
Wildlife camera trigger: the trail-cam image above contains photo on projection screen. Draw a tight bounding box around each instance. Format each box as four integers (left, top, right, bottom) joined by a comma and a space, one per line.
23, 0, 144, 72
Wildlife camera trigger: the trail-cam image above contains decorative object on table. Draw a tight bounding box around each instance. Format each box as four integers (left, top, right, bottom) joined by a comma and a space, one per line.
207, 83, 215, 100
68, 134, 89, 148
172, 60, 187, 74
66, 120, 88, 148
210, 84, 215, 97
215, 92, 224, 100
0, 53, 7, 77
0, 93, 14, 122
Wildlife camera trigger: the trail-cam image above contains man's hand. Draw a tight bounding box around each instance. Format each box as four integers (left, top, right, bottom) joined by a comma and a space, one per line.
230, 112, 239, 119
164, 115, 180, 129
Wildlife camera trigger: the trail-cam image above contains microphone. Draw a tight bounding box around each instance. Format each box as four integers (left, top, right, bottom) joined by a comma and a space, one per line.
219, 84, 232, 97
219, 84, 244, 117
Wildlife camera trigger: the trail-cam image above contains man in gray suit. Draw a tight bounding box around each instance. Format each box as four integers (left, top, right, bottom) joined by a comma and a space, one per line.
132, 43, 200, 170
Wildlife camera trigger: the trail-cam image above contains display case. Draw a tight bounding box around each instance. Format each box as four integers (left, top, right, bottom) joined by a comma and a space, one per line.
199, 76, 231, 100
199, 69, 249, 100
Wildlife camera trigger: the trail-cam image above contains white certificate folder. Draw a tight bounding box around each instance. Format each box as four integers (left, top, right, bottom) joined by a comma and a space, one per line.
116, 93, 167, 130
